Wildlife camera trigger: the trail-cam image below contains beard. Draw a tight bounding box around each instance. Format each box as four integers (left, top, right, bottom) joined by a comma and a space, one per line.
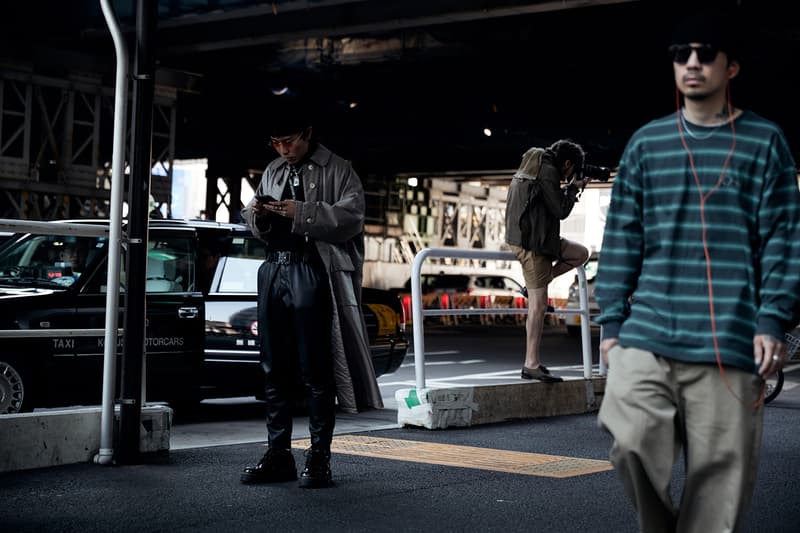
683, 90, 711, 102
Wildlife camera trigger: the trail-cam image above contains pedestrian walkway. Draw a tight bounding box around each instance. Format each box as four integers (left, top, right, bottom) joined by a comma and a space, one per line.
2, 404, 799, 533
170, 401, 400, 450
292, 434, 612, 478
0, 413, 636, 533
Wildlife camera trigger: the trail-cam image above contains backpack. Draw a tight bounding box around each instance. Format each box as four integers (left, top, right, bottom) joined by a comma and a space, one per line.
514, 146, 545, 181
504, 147, 546, 249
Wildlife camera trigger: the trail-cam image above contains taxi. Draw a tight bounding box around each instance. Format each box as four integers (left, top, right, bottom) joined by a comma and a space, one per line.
0, 219, 407, 414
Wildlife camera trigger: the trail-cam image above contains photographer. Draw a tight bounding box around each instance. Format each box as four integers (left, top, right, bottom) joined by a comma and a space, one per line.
505, 139, 594, 382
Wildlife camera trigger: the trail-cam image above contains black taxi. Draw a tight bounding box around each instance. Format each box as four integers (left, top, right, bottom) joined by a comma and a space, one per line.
0, 219, 407, 414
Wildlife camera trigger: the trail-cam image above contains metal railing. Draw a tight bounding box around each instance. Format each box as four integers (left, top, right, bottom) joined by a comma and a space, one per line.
410, 247, 594, 391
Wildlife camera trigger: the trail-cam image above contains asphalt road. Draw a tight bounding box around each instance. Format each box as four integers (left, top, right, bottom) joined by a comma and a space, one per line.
381, 322, 601, 399
2, 387, 799, 533
3, 324, 799, 532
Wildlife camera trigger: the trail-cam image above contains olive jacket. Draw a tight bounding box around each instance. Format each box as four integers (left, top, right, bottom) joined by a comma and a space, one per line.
240, 143, 383, 413
504, 151, 581, 258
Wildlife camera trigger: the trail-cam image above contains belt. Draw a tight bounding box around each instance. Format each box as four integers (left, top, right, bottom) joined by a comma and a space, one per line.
265, 250, 310, 265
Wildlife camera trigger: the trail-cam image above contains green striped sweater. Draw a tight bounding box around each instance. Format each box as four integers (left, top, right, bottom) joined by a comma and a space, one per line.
595, 110, 800, 371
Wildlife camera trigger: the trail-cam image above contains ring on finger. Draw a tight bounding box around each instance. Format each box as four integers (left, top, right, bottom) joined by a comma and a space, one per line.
772, 355, 780, 362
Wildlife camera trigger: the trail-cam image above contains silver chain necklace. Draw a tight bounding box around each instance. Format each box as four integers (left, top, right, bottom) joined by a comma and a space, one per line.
681, 110, 725, 140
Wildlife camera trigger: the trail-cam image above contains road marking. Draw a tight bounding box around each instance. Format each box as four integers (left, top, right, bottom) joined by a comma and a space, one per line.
400, 359, 486, 368
406, 350, 460, 356
292, 435, 612, 478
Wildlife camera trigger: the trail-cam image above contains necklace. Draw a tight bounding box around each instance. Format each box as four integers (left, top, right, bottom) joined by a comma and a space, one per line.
680, 110, 726, 140
287, 165, 302, 199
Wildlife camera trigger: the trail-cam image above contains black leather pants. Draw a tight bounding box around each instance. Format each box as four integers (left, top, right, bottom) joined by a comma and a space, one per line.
257, 259, 335, 452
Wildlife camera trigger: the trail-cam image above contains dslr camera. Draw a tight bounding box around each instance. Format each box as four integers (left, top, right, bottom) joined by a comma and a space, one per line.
581, 163, 612, 182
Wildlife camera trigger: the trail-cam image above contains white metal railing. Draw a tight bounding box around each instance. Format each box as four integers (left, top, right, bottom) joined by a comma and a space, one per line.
410, 247, 594, 391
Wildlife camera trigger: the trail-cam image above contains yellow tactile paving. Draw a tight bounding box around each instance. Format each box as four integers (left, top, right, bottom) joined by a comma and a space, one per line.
292, 435, 612, 478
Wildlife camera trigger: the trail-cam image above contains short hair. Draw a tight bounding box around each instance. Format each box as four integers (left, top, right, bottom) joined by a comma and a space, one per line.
670, 8, 742, 62
547, 139, 585, 172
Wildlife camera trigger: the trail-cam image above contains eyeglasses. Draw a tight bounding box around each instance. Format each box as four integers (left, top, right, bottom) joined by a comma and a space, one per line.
270, 131, 304, 149
668, 44, 719, 65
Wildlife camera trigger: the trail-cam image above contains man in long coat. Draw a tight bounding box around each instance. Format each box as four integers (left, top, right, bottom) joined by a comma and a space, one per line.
239, 102, 382, 489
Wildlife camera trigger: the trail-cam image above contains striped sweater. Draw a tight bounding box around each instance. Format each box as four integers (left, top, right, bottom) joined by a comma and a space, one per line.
595, 110, 800, 371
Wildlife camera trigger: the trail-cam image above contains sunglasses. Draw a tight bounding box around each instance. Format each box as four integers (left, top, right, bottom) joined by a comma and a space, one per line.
668, 44, 719, 65
270, 131, 304, 149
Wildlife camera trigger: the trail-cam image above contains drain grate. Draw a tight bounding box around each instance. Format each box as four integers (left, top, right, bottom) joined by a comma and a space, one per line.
293, 435, 612, 478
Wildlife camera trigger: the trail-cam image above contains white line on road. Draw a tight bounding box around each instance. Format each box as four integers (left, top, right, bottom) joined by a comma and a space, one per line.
406, 350, 460, 356
377, 380, 417, 387
400, 359, 485, 368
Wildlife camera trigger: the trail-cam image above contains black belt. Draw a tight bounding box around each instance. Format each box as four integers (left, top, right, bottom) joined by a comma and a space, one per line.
265, 250, 311, 265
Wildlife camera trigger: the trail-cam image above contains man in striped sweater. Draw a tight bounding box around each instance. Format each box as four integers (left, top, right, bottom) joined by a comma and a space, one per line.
595, 9, 800, 532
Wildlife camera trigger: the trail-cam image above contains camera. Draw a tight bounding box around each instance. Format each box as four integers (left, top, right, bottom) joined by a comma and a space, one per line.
582, 163, 612, 182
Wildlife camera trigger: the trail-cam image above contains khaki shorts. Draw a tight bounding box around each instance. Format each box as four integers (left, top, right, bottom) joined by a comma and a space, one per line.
509, 244, 553, 289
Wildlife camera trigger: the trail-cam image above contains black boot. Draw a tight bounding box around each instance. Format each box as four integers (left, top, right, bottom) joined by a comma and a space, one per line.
299, 448, 333, 489
241, 448, 297, 484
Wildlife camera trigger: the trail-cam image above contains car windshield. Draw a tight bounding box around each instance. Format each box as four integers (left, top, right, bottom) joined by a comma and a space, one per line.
473, 276, 522, 291
0, 234, 106, 288
226, 234, 267, 259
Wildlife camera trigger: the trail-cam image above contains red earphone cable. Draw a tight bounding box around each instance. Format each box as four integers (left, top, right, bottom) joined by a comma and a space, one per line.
674, 86, 763, 408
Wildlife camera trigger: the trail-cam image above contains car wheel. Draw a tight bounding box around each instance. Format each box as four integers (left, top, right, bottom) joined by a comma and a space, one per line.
0, 359, 34, 414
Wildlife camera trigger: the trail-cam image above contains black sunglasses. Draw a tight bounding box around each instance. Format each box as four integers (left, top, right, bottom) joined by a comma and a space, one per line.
668, 44, 719, 65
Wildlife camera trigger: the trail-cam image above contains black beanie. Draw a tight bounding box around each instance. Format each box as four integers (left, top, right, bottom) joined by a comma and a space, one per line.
670, 8, 741, 61
269, 96, 311, 137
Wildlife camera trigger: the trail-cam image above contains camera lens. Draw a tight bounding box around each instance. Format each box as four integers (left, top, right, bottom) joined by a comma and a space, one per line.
583, 163, 611, 182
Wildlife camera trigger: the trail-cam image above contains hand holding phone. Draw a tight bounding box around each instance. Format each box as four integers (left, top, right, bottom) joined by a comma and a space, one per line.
255, 194, 277, 204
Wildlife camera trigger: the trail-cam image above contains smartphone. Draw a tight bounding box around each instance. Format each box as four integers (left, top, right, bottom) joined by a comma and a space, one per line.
255, 194, 277, 203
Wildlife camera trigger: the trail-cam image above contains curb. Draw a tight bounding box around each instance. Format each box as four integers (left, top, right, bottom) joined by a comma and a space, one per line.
396, 377, 605, 429
0, 405, 172, 473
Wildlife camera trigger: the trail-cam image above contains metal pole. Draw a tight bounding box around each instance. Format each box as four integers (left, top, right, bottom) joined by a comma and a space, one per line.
598, 325, 608, 376
409, 247, 594, 389
95, 0, 128, 466
576, 266, 592, 379
117, 0, 157, 464
410, 248, 429, 392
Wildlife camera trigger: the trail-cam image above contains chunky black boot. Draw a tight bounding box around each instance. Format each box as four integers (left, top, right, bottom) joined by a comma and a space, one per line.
299, 448, 333, 488
240, 448, 297, 484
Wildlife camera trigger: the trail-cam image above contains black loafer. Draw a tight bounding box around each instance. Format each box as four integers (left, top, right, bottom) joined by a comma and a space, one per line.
521, 365, 563, 383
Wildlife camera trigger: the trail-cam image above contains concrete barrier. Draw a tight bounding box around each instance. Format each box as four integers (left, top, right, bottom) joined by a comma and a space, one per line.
0, 405, 172, 473
396, 377, 606, 429
1, 379, 604, 471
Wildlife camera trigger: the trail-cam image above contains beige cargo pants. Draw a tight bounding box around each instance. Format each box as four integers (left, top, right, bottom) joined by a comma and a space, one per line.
598, 345, 764, 533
